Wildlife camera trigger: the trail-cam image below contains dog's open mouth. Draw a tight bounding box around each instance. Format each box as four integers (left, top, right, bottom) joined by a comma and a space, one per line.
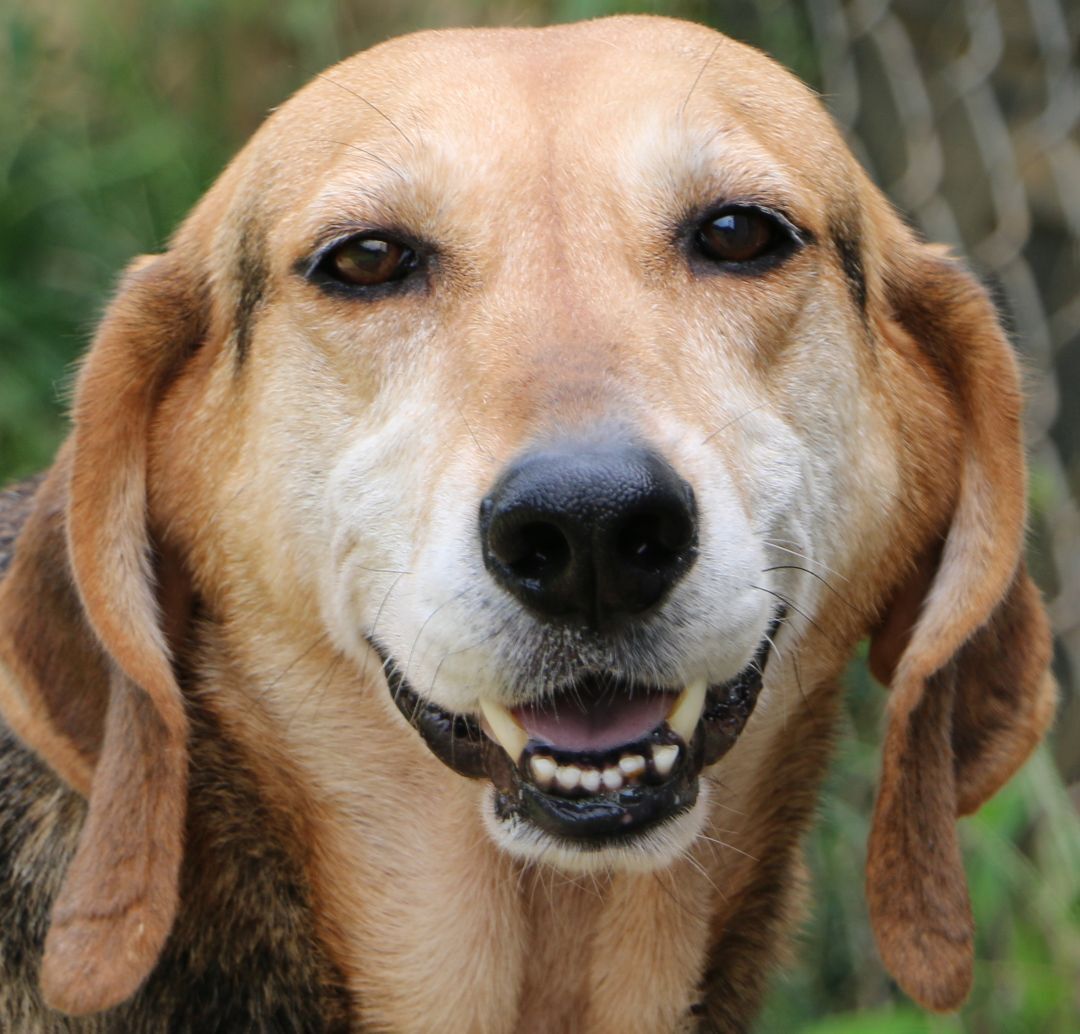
374, 610, 783, 844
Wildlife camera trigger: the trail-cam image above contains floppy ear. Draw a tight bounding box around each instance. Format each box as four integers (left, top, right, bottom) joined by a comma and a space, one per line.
0, 253, 206, 1015
865, 247, 1056, 1011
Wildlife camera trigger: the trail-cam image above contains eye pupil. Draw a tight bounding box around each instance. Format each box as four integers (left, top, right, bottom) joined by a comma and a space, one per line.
696, 207, 786, 265
324, 236, 415, 287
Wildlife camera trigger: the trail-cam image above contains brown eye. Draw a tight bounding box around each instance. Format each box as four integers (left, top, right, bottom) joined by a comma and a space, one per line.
319, 235, 418, 288
695, 207, 794, 266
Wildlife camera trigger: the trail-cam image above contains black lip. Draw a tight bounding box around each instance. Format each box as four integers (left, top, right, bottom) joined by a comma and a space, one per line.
372, 608, 784, 843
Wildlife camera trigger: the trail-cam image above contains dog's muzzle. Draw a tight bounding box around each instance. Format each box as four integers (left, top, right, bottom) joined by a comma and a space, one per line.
375, 438, 782, 844
377, 620, 781, 842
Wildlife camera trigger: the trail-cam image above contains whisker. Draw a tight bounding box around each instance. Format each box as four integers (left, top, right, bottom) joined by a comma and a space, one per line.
369, 570, 408, 644
332, 141, 407, 183
678, 39, 723, 122
652, 870, 704, 917
681, 847, 726, 899
284, 653, 344, 732
257, 632, 330, 702
708, 799, 747, 816
314, 73, 415, 147
748, 584, 846, 652
695, 832, 759, 863
403, 588, 469, 702
762, 630, 785, 669
762, 540, 849, 582
761, 564, 865, 616
701, 401, 770, 445
456, 400, 494, 460
793, 654, 811, 715
352, 562, 412, 575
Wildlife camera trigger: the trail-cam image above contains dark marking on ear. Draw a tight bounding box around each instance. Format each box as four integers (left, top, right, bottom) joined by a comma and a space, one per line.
882, 253, 986, 385
831, 216, 867, 316
234, 219, 269, 363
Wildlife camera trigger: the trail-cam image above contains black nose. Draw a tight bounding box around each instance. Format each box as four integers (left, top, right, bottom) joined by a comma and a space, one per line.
479, 440, 698, 627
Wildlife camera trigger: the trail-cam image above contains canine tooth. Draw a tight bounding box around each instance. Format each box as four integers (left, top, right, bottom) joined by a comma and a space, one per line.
556, 765, 582, 792
529, 755, 557, 788
602, 767, 624, 791
652, 743, 680, 777
579, 768, 602, 794
667, 678, 707, 743
618, 754, 646, 780
479, 698, 528, 762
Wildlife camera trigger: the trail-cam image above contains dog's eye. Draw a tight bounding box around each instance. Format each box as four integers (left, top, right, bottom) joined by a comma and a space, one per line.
318, 235, 418, 288
695, 207, 794, 266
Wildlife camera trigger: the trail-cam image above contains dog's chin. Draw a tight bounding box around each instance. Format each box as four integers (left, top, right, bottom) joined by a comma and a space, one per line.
481, 781, 710, 875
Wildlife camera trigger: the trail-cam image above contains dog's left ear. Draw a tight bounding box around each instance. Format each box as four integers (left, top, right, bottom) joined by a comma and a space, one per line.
866, 244, 1056, 1011
0, 252, 205, 1015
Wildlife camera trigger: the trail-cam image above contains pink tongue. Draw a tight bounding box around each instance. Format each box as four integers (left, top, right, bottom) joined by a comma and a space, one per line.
513, 687, 675, 753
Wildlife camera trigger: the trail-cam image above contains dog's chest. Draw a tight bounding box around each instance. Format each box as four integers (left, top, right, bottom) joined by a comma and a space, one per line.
315, 799, 715, 1032
513, 872, 713, 1033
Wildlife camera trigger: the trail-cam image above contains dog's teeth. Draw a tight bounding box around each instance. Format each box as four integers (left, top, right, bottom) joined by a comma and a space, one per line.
652, 743, 679, 777
602, 766, 624, 791
556, 765, 582, 792
479, 699, 528, 763
618, 754, 646, 780
529, 755, 557, 788
579, 768, 602, 794
667, 678, 707, 743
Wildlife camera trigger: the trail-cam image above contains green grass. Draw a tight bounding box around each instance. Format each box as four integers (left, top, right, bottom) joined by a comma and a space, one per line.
2, 2, 1078, 1029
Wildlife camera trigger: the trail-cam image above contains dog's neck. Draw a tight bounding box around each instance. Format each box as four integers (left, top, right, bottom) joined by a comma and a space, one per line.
195, 606, 841, 1032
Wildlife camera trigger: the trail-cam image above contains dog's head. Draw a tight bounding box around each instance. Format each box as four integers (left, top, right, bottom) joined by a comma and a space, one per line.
0, 16, 1054, 1019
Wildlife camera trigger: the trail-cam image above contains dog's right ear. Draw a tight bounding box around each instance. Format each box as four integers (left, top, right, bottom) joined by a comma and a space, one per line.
0, 252, 206, 1016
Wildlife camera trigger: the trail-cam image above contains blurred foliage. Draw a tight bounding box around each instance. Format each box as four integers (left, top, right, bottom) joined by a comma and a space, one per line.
1, 0, 1078, 1030
762, 661, 1080, 1031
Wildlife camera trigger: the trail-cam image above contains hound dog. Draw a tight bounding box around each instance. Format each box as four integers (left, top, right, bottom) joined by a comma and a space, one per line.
0, 16, 1055, 1032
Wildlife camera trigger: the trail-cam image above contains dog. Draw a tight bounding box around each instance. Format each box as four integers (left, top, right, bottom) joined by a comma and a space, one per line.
0, 15, 1056, 1032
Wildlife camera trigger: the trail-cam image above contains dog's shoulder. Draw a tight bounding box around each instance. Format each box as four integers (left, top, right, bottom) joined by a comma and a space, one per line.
0, 477, 352, 1032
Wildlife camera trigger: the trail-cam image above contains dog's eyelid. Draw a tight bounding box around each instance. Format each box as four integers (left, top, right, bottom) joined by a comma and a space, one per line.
763, 206, 811, 245
300, 226, 427, 273
702, 201, 809, 242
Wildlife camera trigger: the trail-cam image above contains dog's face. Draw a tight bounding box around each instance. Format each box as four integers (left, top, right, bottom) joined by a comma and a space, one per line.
151, 21, 909, 870
0, 16, 1055, 1019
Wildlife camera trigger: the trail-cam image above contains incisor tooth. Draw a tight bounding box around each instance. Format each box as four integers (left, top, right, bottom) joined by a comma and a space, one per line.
602, 767, 624, 791
529, 755, 557, 787
667, 678, 707, 742
556, 765, 582, 792
618, 754, 646, 779
479, 698, 528, 762
652, 743, 680, 777
579, 768, 602, 794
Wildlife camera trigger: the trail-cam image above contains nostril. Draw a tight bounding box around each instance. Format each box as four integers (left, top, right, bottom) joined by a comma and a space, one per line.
503, 522, 571, 582
615, 504, 695, 572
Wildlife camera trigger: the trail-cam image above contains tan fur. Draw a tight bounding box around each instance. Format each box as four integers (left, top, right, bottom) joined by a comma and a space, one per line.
0, 16, 1054, 1030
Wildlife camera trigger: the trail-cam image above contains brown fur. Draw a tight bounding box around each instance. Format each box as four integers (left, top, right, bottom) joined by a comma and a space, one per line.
0, 17, 1054, 1032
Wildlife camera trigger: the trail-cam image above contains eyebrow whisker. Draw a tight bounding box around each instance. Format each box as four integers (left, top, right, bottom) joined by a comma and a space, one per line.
332, 141, 408, 184
315, 72, 416, 148
678, 39, 722, 122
